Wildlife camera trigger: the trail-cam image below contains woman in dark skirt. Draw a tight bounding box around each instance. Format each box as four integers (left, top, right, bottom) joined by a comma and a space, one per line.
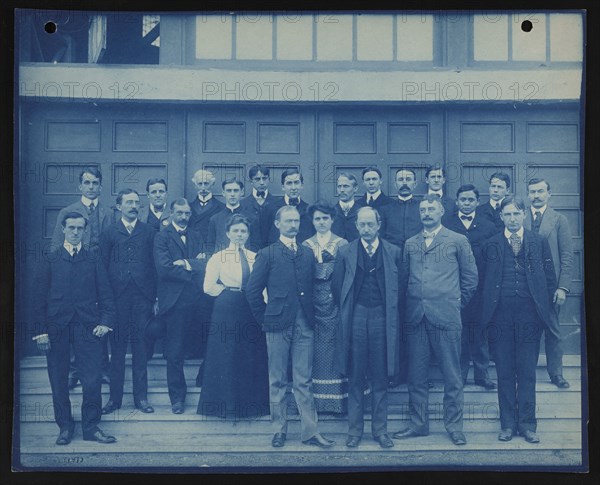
303, 201, 349, 414
197, 214, 269, 420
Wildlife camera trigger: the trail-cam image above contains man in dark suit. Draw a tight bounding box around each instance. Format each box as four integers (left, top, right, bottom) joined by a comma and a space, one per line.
240, 164, 277, 223
393, 195, 478, 446
246, 206, 334, 449
379, 168, 422, 250
424, 165, 456, 224
99, 189, 157, 415
332, 207, 403, 449
33, 212, 117, 445
356, 166, 392, 209
138, 177, 172, 231
154, 198, 207, 414
478, 172, 511, 232
445, 184, 497, 389
50, 167, 111, 389
206, 178, 258, 252
331, 173, 360, 241
259, 168, 315, 246
188, 169, 225, 242
525, 178, 574, 389
480, 196, 556, 443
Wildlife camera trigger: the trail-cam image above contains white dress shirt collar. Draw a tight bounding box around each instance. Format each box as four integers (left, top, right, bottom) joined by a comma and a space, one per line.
398, 194, 413, 202
63, 241, 82, 256
253, 188, 269, 198
361, 237, 380, 252
284, 195, 301, 205
226, 203, 241, 212
172, 221, 186, 232
504, 227, 525, 240
150, 204, 164, 217
198, 193, 213, 203
339, 199, 355, 211
531, 205, 547, 216
367, 190, 382, 202
490, 197, 504, 209
428, 189, 443, 197
279, 234, 297, 248
458, 211, 475, 229
121, 218, 138, 230
81, 195, 98, 208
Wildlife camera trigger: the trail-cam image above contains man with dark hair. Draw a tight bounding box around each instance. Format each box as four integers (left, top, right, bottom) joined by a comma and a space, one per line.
99, 189, 157, 416
445, 184, 497, 389
479, 172, 511, 231
188, 169, 225, 241
525, 178, 574, 389
332, 207, 404, 449
246, 205, 333, 449
138, 178, 171, 231
154, 198, 208, 414
394, 195, 478, 446
379, 168, 422, 250
424, 165, 456, 223
206, 178, 257, 252
332, 173, 360, 241
356, 166, 391, 209
480, 196, 556, 443
33, 212, 117, 445
50, 166, 112, 389
241, 165, 277, 221
259, 168, 314, 246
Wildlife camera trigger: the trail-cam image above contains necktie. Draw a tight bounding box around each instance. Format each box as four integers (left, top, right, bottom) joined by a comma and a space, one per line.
460, 215, 473, 222
532, 211, 542, 233
367, 197, 373, 206
88, 203, 96, 215
509, 233, 521, 256
126, 224, 134, 234
366, 243, 374, 257
289, 242, 297, 254
289, 198, 299, 207
178, 229, 187, 244
256, 191, 266, 198
494, 202, 500, 211
72, 247, 78, 259
239, 248, 250, 290
340, 203, 349, 216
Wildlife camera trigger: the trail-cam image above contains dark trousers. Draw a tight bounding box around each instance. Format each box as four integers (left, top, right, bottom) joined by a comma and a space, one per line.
108, 285, 153, 405
544, 304, 564, 378
69, 337, 109, 380
406, 316, 463, 434
163, 305, 195, 405
490, 296, 543, 433
46, 320, 102, 435
348, 304, 388, 438
460, 302, 491, 383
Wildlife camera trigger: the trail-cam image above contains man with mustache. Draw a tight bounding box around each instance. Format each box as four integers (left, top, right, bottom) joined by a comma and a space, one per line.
525, 178, 574, 389
99, 189, 157, 415
380, 168, 422, 250
394, 195, 478, 446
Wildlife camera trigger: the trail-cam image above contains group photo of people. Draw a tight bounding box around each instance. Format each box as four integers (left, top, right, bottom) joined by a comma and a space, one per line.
31, 162, 575, 451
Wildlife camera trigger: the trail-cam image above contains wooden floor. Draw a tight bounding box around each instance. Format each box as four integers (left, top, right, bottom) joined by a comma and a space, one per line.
15, 354, 586, 471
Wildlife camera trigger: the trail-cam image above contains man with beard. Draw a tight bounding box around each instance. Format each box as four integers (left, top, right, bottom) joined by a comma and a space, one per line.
99, 189, 157, 415
332, 173, 360, 241
189, 169, 225, 241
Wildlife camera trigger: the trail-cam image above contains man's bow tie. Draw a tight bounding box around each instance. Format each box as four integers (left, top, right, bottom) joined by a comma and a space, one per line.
177, 229, 187, 236
460, 215, 473, 222
288, 198, 300, 206
423, 231, 435, 238
256, 191, 266, 198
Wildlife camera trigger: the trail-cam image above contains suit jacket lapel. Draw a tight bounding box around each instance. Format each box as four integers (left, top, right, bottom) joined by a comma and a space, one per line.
167, 225, 186, 254
538, 207, 556, 238
424, 227, 446, 253
341, 241, 358, 304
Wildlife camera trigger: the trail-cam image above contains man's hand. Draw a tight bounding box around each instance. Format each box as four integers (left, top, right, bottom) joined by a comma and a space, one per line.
195, 252, 206, 260
173, 259, 191, 271
93, 325, 112, 337
36, 335, 50, 352
153, 300, 159, 316
553, 288, 567, 306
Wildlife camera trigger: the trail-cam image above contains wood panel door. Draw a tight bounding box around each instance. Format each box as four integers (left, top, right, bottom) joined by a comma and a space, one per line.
317, 105, 445, 202
186, 105, 317, 202
446, 103, 583, 353
17, 101, 186, 354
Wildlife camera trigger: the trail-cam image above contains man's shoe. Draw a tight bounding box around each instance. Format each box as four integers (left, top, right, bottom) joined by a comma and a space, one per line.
55, 426, 74, 445
449, 431, 467, 446
550, 375, 570, 389
171, 402, 184, 414
101, 373, 110, 385
346, 435, 361, 448
474, 378, 497, 390
82, 429, 116, 443
392, 427, 428, 439
374, 434, 394, 449
271, 433, 286, 448
67, 376, 79, 390
521, 430, 540, 443
498, 428, 514, 442
135, 400, 155, 413
303, 433, 335, 448
101, 400, 121, 415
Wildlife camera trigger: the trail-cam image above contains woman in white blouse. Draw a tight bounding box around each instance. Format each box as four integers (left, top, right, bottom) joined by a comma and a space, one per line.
303, 201, 349, 414
197, 214, 269, 419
